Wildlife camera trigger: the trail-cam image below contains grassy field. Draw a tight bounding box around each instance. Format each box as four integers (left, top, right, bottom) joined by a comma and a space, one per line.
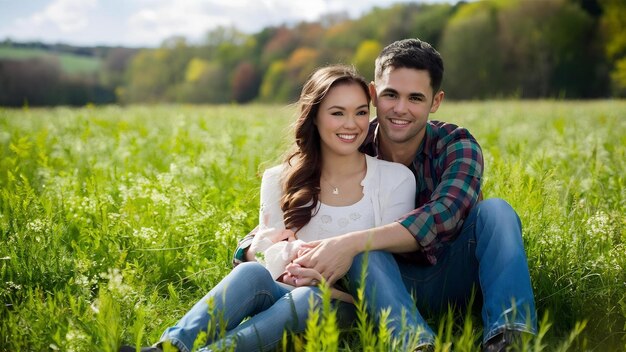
0, 101, 624, 351
0, 46, 101, 75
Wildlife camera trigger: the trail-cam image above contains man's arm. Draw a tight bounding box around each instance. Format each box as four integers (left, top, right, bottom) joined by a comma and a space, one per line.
398, 135, 483, 264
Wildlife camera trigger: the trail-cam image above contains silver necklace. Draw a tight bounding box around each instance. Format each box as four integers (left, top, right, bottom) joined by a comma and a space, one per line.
322, 177, 340, 195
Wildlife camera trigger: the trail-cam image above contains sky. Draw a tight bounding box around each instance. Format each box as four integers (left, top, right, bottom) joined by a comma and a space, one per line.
0, 0, 454, 48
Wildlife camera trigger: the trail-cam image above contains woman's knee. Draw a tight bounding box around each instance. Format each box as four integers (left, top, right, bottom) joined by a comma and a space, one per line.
289, 287, 322, 316
231, 261, 273, 286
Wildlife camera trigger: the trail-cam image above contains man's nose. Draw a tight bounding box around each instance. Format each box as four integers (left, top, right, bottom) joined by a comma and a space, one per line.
393, 99, 407, 114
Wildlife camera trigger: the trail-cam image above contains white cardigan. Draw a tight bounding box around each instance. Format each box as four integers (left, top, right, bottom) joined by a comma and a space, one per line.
256, 154, 416, 279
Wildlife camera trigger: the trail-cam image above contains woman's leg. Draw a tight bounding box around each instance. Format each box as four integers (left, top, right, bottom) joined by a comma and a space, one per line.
203, 286, 323, 352
159, 262, 290, 352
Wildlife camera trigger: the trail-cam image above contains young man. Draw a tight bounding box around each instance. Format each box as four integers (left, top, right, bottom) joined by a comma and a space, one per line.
235, 39, 537, 351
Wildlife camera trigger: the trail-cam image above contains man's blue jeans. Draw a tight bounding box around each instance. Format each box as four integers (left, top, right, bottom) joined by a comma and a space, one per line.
159, 262, 341, 352
346, 198, 537, 346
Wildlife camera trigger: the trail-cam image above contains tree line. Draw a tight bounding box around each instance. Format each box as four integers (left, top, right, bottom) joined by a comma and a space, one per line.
1, 0, 625, 107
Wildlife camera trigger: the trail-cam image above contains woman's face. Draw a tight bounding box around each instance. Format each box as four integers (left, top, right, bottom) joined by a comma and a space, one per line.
315, 83, 370, 158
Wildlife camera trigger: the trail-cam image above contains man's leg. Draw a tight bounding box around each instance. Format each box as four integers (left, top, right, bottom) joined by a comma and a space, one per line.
471, 198, 537, 342
399, 198, 537, 344
346, 250, 436, 347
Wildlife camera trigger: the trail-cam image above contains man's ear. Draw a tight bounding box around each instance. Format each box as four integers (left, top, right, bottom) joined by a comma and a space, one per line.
369, 81, 378, 107
430, 90, 444, 113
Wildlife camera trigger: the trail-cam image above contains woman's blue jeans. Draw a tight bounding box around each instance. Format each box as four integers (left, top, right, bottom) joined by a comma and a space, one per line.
346, 198, 537, 346
159, 262, 341, 352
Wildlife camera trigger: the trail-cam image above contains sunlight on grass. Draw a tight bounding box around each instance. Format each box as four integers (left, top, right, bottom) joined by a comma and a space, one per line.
0, 101, 624, 350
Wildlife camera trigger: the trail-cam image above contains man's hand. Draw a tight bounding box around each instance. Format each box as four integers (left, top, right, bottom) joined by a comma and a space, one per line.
292, 236, 358, 285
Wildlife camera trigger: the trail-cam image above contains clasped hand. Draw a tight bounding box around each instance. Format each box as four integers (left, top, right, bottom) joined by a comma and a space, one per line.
250, 229, 353, 288
289, 236, 354, 286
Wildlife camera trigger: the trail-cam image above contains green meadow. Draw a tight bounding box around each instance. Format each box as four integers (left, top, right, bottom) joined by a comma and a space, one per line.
0, 101, 624, 351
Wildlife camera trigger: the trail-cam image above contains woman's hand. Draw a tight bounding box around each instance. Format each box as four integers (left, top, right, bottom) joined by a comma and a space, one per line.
284, 262, 323, 287
283, 263, 354, 303
247, 228, 295, 262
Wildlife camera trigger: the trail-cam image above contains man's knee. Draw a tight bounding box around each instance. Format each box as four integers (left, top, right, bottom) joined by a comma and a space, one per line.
475, 198, 521, 227
349, 251, 394, 276
473, 198, 526, 254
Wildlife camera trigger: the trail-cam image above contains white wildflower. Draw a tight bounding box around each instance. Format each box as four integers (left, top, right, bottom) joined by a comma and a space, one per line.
5, 281, 22, 291
150, 189, 170, 206
100, 268, 131, 296
26, 219, 47, 233
133, 227, 158, 241
585, 211, 611, 242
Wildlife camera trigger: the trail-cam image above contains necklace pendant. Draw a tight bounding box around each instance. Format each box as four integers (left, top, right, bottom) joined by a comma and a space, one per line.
332, 187, 339, 195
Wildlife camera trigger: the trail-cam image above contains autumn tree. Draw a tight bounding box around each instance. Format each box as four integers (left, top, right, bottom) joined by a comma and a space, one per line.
231, 61, 260, 103
352, 40, 382, 81
259, 60, 288, 102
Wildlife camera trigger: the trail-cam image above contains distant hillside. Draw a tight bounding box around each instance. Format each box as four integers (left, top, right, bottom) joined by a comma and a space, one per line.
0, 46, 101, 75
0, 41, 141, 76
0, 41, 135, 106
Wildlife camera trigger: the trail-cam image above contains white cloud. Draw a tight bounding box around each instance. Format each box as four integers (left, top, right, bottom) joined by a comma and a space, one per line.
127, 1, 230, 44
16, 0, 98, 33
125, 0, 357, 45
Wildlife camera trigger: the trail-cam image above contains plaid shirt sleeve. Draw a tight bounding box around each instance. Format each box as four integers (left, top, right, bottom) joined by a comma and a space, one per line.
232, 226, 257, 267
398, 134, 483, 265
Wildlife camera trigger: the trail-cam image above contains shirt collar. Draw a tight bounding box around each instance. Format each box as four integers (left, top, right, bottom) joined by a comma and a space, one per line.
419, 122, 434, 158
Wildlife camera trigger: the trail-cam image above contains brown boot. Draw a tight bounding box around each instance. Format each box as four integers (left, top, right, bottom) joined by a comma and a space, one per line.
483, 329, 522, 352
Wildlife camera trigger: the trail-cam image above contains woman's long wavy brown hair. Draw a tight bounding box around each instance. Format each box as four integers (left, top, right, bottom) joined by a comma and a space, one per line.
280, 65, 370, 232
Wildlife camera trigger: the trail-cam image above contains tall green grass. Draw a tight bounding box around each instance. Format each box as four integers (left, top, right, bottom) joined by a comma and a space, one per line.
0, 101, 624, 351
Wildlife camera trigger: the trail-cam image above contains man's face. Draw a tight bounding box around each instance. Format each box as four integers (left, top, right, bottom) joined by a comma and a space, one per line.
371, 67, 443, 148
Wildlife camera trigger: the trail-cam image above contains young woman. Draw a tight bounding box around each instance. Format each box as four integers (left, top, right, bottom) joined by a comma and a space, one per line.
120, 65, 416, 352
